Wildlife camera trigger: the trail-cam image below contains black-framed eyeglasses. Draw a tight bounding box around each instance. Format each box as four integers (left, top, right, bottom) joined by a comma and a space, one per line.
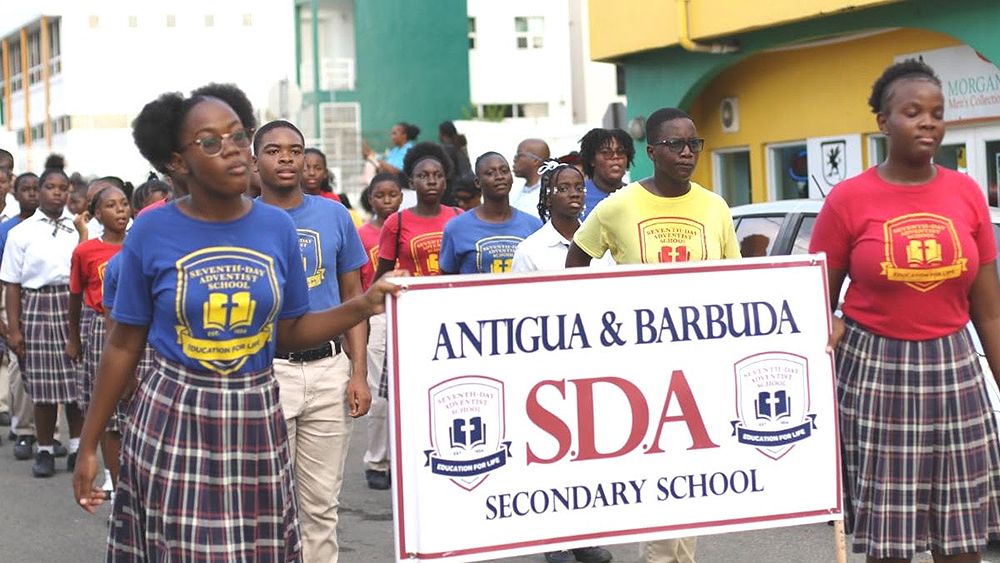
181, 128, 254, 156
651, 138, 705, 154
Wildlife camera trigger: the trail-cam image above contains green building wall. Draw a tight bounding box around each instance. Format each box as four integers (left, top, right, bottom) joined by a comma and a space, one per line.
620, 0, 1000, 179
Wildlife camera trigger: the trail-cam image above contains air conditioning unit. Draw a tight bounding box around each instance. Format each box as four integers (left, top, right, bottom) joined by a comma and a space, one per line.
720, 97, 739, 133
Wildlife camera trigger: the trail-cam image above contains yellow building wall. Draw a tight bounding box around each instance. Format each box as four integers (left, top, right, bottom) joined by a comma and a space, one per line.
688, 28, 962, 201
590, 0, 900, 61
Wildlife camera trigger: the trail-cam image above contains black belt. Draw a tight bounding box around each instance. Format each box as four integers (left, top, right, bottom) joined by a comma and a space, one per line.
275, 340, 342, 363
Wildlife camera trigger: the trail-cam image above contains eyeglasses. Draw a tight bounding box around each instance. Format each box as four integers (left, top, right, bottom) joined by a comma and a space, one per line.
651, 138, 705, 154
552, 185, 586, 194
515, 151, 545, 162
181, 128, 254, 156
597, 148, 629, 159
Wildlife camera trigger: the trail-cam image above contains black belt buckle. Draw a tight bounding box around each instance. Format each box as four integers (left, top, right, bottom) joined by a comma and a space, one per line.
276, 340, 341, 363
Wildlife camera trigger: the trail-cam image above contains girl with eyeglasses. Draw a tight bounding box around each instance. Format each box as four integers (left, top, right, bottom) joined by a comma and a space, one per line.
440, 152, 543, 274
65, 185, 130, 487
0, 167, 83, 478
71, 84, 403, 561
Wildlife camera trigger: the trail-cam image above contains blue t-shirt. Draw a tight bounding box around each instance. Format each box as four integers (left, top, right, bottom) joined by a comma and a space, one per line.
102, 252, 122, 312
112, 201, 310, 375
385, 142, 413, 171
282, 195, 368, 312
0, 216, 24, 258
582, 178, 612, 220
439, 209, 542, 274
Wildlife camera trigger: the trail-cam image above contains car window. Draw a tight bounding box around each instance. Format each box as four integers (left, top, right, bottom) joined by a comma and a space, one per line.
736, 216, 782, 257
790, 215, 817, 255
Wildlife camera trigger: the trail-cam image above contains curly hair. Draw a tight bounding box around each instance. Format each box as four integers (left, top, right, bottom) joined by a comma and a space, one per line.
402, 141, 453, 178
578, 128, 635, 179
868, 59, 941, 114
132, 84, 256, 174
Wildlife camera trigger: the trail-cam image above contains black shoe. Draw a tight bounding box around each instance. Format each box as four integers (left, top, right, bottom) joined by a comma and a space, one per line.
52, 439, 68, 458
365, 469, 390, 490
0, 411, 10, 426
13, 435, 36, 460
67, 451, 77, 472
571, 547, 613, 563
32, 451, 55, 478
545, 551, 577, 563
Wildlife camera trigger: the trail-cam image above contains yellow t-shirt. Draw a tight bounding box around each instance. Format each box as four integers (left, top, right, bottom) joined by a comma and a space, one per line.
574, 181, 740, 265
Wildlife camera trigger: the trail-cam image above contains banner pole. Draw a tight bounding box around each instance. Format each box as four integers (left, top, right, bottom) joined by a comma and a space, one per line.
834, 520, 847, 563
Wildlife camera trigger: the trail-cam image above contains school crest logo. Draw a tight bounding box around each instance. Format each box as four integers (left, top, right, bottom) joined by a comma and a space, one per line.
821, 140, 846, 186
731, 352, 817, 460
298, 229, 327, 288
97, 261, 108, 284
475, 236, 522, 274
636, 217, 708, 264
410, 231, 443, 275
424, 376, 512, 491
175, 247, 281, 374
880, 213, 967, 292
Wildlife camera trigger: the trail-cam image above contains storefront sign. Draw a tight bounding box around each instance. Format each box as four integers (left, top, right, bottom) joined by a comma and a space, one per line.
897, 45, 1000, 122
807, 134, 862, 196
386, 256, 841, 562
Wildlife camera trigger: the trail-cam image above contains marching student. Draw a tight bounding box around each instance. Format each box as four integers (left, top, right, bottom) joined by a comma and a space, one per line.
578, 128, 634, 219
65, 185, 129, 484
1, 168, 82, 478
71, 86, 401, 561
358, 173, 403, 290
567, 108, 740, 563
439, 152, 542, 275
255, 119, 372, 562
302, 147, 341, 203
812, 60, 1000, 562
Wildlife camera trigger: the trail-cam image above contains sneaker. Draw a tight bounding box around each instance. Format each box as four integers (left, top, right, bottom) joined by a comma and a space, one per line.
365, 469, 390, 490
67, 451, 77, 472
545, 551, 577, 563
32, 451, 55, 478
13, 435, 36, 460
0, 411, 10, 426
52, 439, 68, 458
571, 547, 613, 563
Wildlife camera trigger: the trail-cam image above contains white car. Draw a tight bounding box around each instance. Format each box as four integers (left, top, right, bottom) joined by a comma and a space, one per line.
731, 200, 1000, 413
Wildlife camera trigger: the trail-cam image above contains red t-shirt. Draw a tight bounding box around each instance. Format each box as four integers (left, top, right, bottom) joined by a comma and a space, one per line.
317, 191, 341, 203
810, 166, 997, 340
358, 221, 381, 290
378, 207, 462, 276
69, 238, 123, 314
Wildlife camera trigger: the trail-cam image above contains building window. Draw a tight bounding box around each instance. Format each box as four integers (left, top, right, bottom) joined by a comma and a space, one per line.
52, 115, 71, 135
204, 14, 214, 27
48, 17, 62, 75
9, 40, 22, 92
166, 14, 176, 27
27, 28, 42, 86
88, 15, 99, 29
128, 15, 138, 28
514, 17, 543, 49
468, 17, 476, 49
713, 148, 752, 207
477, 103, 546, 120
767, 143, 808, 200
243, 14, 253, 26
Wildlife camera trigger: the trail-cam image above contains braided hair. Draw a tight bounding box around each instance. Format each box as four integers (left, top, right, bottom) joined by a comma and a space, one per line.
535, 160, 585, 223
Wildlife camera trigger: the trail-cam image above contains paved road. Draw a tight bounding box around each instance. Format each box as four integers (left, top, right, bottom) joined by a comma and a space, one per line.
1, 416, 996, 562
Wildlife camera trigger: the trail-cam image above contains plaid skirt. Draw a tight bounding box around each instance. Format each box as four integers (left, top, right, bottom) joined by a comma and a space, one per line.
78, 309, 104, 412
108, 355, 301, 562
21, 286, 77, 404
838, 318, 1000, 558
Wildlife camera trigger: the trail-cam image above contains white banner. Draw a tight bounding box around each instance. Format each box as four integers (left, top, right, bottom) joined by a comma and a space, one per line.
897, 45, 1000, 122
387, 255, 841, 562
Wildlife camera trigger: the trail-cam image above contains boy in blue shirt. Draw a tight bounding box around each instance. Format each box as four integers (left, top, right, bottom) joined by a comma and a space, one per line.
254, 120, 370, 563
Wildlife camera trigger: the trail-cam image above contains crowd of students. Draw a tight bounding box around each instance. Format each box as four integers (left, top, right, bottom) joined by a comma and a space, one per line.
0, 57, 996, 563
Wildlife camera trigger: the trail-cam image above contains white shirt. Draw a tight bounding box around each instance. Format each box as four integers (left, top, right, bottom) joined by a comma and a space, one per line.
401, 188, 418, 210
510, 180, 541, 217
0, 193, 20, 222
511, 221, 615, 273
0, 209, 77, 289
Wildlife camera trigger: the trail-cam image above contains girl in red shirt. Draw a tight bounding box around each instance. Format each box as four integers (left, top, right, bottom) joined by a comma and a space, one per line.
358, 173, 403, 290
66, 185, 130, 483
374, 142, 462, 279
811, 60, 1000, 561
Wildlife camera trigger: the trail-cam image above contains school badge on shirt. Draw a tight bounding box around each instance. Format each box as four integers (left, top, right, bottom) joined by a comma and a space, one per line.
731, 352, 817, 460
879, 212, 967, 292
424, 376, 512, 491
636, 217, 708, 264
175, 247, 281, 374
298, 229, 328, 288
410, 232, 443, 275
475, 236, 521, 273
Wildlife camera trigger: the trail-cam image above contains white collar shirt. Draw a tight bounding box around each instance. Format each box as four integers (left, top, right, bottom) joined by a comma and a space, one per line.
0, 193, 20, 222
0, 209, 77, 289
510, 180, 542, 217
511, 221, 616, 273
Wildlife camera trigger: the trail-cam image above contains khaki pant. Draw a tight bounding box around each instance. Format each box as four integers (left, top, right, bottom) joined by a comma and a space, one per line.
643, 537, 697, 563
364, 313, 389, 472
274, 351, 353, 563
8, 353, 34, 436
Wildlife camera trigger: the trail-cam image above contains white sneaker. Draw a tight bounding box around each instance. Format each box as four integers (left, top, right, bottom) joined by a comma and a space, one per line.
101, 469, 114, 492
